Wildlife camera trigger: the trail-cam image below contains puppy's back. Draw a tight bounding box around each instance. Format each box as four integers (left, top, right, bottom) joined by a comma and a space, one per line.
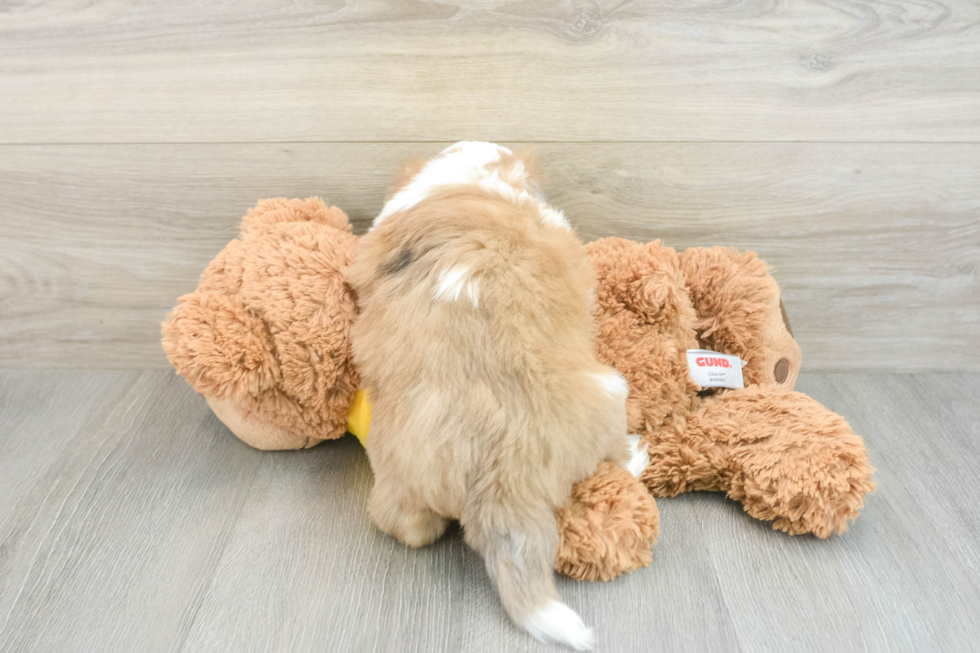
350, 144, 625, 650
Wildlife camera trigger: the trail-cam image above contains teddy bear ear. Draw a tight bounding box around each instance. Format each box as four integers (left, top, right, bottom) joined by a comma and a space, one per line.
161, 291, 281, 399
241, 197, 352, 235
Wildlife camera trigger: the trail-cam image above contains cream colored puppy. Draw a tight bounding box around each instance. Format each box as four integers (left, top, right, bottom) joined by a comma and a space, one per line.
348, 142, 637, 650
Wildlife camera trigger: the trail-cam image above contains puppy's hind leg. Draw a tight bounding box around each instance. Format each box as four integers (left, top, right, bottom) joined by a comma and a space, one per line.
624, 434, 649, 478
591, 367, 644, 476
369, 476, 449, 548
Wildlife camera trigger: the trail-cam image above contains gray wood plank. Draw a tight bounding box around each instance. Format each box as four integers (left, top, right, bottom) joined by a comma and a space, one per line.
701, 372, 980, 653
177, 373, 980, 653
178, 438, 469, 653
804, 374, 980, 599
0, 371, 121, 516
0, 371, 263, 653
178, 425, 742, 653
2, 372, 979, 652
1, 1, 978, 143
1, 143, 977, 371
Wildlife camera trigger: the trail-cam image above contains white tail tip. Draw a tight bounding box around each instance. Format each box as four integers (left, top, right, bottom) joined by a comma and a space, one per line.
524, 600, 596, 650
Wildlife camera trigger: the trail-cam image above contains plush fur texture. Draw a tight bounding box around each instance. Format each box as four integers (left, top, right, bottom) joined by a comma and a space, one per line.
645, 384, 874, 537
679, 247, 802, 388
555, 462, 660, 581
589, 237, 874, 538
162, 197, 360, 449
347, 142, 630, 648
162, 171, 874, 595
161, 197, 659, 587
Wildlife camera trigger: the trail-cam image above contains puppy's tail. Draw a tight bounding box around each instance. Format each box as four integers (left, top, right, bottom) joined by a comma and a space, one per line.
463, 500, 595, 650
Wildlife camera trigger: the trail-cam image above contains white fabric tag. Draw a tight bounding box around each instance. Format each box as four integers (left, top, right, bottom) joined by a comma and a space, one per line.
686, 349, 746, 389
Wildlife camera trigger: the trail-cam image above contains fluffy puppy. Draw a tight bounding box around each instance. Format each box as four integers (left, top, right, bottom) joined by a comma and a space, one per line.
348, 142, 635, 650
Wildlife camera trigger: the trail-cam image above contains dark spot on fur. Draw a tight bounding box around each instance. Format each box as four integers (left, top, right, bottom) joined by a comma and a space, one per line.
382, 249, 413, 275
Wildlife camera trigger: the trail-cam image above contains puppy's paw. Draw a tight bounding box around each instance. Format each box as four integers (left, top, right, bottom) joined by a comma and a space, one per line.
399, 510, 450, 548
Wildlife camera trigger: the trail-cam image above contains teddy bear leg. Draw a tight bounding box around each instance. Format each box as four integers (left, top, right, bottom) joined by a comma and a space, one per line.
555, 463, 660, 581
368, 476, 449, 548
686, 385, 875, 537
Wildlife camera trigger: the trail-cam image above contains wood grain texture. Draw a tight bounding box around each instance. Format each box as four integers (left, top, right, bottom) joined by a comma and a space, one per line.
0, 371, 119, 511
0, 371, 264, 653
0, 371, 979, 652
1, 142, 976, 370
701, 373, 980, 653
0, 1, 978, 143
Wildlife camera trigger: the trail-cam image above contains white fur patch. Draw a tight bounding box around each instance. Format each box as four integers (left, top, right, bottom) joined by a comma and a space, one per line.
474, 174, 570, 230
433, 266, 479, 308
374, 140, 575, 239
465, 282, 479, 308
375, 141, 510, 225
477, 170, 531, 205
626, 434, 648, 478
590, 371, 629, 401
524, 600, 595, 651
540, 207, 570, 228
444, 140, 512, 158
374, 141, 572, 231
434, 266, 469, 301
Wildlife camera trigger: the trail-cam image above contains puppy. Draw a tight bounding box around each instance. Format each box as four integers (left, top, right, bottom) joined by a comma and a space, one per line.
348, 142, 639, 650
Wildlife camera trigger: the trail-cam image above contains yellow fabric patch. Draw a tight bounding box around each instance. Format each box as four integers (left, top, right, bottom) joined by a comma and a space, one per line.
346, 389, 372, 447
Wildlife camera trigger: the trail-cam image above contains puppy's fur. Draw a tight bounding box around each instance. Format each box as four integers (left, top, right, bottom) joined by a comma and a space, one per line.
348, 142, 630, 650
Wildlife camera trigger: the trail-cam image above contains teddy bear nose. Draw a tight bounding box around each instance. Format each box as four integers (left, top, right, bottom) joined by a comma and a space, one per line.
774, 358, 789, 384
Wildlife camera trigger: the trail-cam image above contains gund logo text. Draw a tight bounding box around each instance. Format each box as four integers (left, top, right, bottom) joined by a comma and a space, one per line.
694, 356, 732, 368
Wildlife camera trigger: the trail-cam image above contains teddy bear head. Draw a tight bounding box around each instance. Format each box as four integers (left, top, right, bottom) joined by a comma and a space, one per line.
679, 246, 802, 388
162, 197, 360, 449
586, 238, 801, 437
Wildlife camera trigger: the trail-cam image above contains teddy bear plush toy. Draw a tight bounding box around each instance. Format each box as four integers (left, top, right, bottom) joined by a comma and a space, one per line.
589, 237, 874, 539
162, 197, 873, 581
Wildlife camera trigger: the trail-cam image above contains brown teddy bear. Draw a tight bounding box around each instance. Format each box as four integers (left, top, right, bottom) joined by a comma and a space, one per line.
162, 197, 873, 581
162, 197, 360, 451
589, 237, 874, 538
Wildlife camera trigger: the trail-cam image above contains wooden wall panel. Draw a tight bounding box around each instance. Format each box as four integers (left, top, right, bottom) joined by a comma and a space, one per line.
1, 1, 978, 143
1, 142, 976, 370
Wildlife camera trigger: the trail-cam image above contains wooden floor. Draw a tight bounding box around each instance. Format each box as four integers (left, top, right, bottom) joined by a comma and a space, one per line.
0, 370, 977, 653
